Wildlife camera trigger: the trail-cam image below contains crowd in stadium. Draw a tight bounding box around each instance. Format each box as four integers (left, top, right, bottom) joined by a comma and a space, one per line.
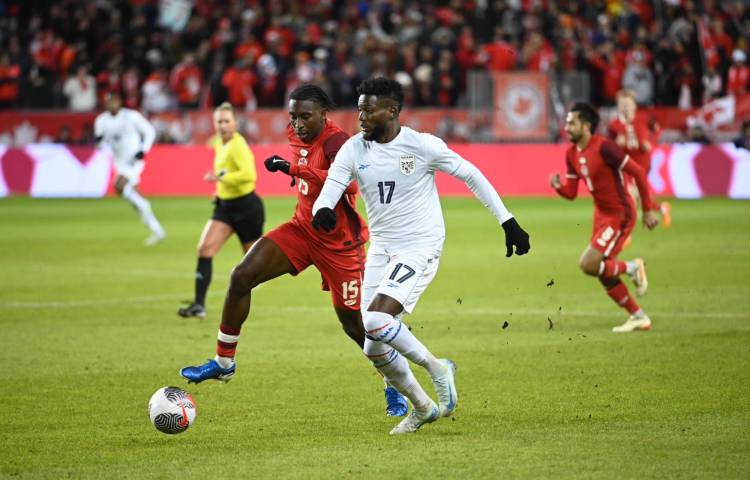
0, 0, 748, 112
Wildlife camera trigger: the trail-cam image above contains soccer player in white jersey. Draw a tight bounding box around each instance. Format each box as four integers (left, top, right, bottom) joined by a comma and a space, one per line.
94, 92, 166, 245
312, 77, 531, 435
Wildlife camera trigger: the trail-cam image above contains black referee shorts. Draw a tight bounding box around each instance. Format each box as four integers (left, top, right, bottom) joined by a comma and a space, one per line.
211, 192, 265, 244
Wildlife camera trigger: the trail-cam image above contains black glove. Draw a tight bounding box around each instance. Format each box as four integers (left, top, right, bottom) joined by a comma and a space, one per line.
264, 155, 291, 174
312, 207, 336, 232
501, 217, 530, 257
134, 151, 145, 160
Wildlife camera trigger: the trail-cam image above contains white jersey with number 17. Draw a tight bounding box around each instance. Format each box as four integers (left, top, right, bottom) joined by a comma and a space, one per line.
313, 126, 513, 250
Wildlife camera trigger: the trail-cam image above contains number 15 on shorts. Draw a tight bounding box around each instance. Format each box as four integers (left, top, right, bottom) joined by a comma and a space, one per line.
341, 280, 359, 306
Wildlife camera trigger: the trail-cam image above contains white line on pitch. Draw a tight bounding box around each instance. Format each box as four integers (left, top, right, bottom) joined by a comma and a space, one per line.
4, 294, 748, 320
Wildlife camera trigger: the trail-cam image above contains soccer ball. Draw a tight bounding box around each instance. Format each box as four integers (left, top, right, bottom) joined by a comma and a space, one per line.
148, 386, 197, 434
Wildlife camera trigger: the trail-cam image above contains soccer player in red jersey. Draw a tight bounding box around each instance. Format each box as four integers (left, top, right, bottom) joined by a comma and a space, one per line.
551, 102, 660, 332
608, 89, 671, 227
181, 85, 408, 415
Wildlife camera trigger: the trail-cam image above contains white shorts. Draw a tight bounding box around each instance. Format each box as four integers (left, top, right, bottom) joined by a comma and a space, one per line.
113, 159, 145, 185
362, 245, 441, 314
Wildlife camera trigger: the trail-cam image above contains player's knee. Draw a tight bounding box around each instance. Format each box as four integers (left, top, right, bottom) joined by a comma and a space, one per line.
579, 257, 599, 276
228, 262, 259, 294
362, 311, 399, 342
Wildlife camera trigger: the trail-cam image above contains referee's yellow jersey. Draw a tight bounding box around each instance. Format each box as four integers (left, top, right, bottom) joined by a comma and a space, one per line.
211, 132, 257, 200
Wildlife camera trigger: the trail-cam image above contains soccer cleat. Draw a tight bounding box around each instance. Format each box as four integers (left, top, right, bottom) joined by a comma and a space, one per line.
628, 258, 648, 297
661, 201, 672, 228
431, 359, 458, 417
612, 314, 652, 333
177, 302, 206, 318
144, 232, 166, 246
389, 401, 440, 435
180, 359, 235, 383
384, 386, 408, 417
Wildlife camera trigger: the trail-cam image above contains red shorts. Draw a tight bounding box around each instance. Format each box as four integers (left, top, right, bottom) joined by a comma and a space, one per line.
264, 222, 365, 310
590, 210, 635, 258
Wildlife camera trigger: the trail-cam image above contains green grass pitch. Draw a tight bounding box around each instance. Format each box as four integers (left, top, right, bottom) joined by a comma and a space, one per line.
1, 196, 749, 479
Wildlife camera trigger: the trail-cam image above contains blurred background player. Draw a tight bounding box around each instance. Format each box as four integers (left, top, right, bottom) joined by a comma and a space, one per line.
551, 102, 659, 333
608, 89, 672, 228
312, 78, 530, 434
180, 85, 408, 417
178, 102, 265, 318
94, 91, 165, 246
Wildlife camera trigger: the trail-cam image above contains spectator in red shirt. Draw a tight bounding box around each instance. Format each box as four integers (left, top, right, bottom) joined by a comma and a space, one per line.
710, 17, 734, 59
263, 16, 295, 60
222, 59, 257, 110
521, 32, 556, 72
481, 26, 518, 71
170, 53, 204, 109
587, 41, 625, 106
0, 53, 21, 108
255, 53, 283, 107
727, 49, 749, 97
234, 33, 264, 62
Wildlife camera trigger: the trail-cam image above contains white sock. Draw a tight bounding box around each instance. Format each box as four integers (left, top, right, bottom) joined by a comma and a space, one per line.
626, 260, 638, 275
364, 311, 445, 377
122, 183, 165, 236
375, 350, 432, 411
632, 309, 646, 319
214, 355, 234, 368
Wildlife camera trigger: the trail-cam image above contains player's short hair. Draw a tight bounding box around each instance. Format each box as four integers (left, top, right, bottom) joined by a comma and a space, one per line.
571, 102, 600, 133
289, 84, 336, 111
357, 77, 404, 112
214, 102, 236, 118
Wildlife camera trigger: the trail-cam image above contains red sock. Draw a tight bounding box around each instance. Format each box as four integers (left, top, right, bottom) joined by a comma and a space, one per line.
600, 259, 627, 277
216, 323, 241, 359
606, 281, 640, 314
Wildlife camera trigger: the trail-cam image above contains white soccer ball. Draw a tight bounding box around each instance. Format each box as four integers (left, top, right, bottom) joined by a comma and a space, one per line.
148, 386, 197, 434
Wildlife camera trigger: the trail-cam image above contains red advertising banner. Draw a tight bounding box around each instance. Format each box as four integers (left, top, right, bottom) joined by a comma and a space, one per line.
2, 143, 748, 199
492, 72, 549, 140
2, 97, 748, 147
0, 109, 472, 146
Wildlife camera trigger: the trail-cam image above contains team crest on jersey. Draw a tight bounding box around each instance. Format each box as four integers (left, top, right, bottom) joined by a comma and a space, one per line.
399, 155, 416, 175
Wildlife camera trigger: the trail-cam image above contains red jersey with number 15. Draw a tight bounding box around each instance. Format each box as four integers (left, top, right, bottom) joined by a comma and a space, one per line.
285, 119, 368, 251
561, 135, 657, 220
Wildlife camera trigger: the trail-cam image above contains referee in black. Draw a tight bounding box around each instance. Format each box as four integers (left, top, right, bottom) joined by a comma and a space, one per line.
178, 102, 264, 318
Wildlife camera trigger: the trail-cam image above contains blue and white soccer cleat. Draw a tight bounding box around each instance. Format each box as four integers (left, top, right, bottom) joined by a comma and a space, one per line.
431, 359, 458, 417
389, 401, 440, 435
384, 386, 408, 417
180, 359, 235, 383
